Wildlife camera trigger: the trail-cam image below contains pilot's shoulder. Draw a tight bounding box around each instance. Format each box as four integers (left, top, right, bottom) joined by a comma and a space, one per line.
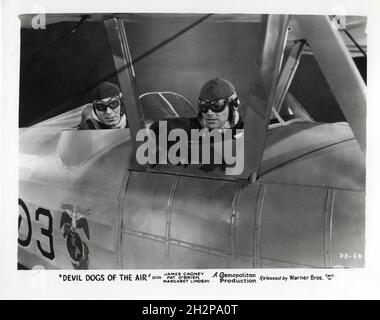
77, 103, 97, 130
78, 119, 96, 130
234, 116, 244, 129
81, 103, 94, 117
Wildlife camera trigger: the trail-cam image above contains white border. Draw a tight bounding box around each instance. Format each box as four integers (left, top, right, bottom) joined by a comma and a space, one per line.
1, 0, 380, 300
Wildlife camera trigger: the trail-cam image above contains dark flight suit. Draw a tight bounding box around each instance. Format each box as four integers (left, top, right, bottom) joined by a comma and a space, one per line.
149, 116, 244, 171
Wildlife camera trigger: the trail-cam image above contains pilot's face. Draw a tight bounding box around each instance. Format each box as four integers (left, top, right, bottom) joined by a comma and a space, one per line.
202, 105, 229, 129
94, 96, 121, 127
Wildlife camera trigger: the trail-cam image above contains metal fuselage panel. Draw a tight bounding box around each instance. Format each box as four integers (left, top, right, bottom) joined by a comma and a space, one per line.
260, 122, 365, 191
119, 122, 364, 268
121, 173, 364, 269
18, 128, 133, 269
18, 121, 365, 269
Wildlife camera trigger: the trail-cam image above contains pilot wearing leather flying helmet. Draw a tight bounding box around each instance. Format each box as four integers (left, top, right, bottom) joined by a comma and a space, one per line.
149, 77, 243, 137
148, 77, 243, 170
197, 77, 243, 132
78, 81, 128, 129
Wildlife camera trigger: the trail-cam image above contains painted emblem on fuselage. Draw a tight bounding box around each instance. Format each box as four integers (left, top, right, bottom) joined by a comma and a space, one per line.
60, 204, 90, 269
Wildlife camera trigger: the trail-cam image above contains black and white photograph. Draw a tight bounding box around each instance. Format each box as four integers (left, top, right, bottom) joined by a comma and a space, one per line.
1, 0, 380, 300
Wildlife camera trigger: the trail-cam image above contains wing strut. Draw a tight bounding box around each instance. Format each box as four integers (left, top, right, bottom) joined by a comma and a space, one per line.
104, 18, 146, 151
296, 15, 366, 153
272, 40, 306, 117
241, 15, 290, 182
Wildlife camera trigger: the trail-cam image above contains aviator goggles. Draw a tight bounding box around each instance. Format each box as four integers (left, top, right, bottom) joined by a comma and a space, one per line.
198, 98, 229, 113
93, 96, 121, 112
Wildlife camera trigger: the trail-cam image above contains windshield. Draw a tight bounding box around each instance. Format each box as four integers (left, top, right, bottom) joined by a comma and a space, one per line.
139, 92, 197, 122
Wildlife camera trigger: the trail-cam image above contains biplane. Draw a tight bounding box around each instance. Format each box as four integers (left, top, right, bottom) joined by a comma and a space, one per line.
18, 13, 366, 269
